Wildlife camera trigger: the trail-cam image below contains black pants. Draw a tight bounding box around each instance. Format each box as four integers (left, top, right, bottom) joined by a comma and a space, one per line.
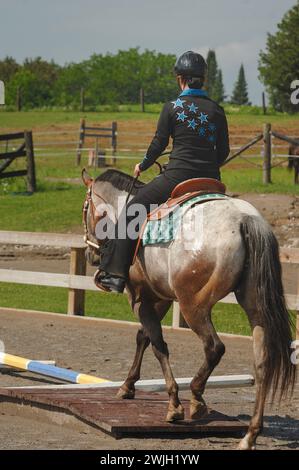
99, 170, 218, 278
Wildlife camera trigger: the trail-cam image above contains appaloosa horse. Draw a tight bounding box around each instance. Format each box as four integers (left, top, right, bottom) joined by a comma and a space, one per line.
82, 169, 296, 450
288, 143, 299, 184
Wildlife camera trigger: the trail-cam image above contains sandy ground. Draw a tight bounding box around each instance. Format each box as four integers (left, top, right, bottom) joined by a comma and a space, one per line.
0, 310, 298, 450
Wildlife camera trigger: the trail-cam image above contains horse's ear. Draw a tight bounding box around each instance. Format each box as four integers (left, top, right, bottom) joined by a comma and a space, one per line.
82, 168, 93, 187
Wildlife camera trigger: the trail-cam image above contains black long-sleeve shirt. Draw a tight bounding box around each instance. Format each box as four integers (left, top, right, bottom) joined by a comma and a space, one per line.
139, 90, 230, 179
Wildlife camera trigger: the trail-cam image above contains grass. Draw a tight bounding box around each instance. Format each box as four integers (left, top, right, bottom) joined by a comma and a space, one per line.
0, 155, 297, 234
0, 108, 298, 130
0, 282, 251, 335
0, 282, 296, 337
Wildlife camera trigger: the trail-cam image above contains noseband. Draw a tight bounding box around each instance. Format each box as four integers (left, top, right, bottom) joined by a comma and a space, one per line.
83, 185, 108, 251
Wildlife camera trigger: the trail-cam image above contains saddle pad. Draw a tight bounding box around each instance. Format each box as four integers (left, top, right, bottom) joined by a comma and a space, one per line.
142, 193, 229, 246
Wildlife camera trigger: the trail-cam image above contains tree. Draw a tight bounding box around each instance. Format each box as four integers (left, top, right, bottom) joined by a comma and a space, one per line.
6, 69, 41, 108
231, 64, 251, 105
258, 3, 299, 113
206, 50, 218, 97
0, 56, 20, 84
23, 57, 60, 106
213, 69, 225, 103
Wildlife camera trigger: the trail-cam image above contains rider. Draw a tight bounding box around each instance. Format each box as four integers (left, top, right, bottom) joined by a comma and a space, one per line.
95, 50, 230, 293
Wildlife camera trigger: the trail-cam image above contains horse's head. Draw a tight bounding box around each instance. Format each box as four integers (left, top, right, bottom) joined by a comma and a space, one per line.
81, 168, 115, 266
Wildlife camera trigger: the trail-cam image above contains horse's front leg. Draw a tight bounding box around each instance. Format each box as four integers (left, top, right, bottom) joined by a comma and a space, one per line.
137, 299, 184, 422
117, 326, 150, 399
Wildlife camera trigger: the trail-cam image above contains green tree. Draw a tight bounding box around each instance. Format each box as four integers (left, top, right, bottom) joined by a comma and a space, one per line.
6, 69, 42, 108
0, 56, 20, 84
213, 69, 225, 103
231, 64, 251, 105
258, 3, 299, 112
54, 61, 90, 108
23, 57, 60, 106
206, 50, 218, 97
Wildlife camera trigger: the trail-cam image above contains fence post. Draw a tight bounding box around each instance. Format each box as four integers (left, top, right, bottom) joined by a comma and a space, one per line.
77, 118, 85, 166
263, 123, 272, 184
16, 86, 21, 111
262, 92, 267, 115
67, 247, 86, 316
24, 130, 36, 193
140, 88, 145, 113
172, 302, 188, 328
112, 121, 117, 165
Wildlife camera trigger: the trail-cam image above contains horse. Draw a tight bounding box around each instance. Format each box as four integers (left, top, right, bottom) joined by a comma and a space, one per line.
288, 143, 299, 184
81, 168, 296, 450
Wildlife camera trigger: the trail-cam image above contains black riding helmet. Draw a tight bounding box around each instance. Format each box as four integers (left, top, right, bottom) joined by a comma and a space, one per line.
174, 51, 207, 78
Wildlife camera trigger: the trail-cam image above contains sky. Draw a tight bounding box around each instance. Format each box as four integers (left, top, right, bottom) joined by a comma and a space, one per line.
0, 0, 297, 104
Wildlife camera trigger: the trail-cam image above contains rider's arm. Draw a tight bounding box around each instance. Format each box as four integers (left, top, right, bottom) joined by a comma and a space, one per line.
139, 103, 172, 171
216, 108, 230, 165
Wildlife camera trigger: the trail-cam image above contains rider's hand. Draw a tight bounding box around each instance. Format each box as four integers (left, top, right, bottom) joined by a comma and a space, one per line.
134, 163, 141, 178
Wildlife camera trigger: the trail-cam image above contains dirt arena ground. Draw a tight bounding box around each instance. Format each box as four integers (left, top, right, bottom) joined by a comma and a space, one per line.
0, 310, 298, 450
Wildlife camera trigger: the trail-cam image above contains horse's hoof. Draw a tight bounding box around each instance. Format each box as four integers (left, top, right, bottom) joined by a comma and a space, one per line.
116, 385, 135, 400
237, 436, 255, 451
166, 404, 185, 422
190, 397, 208, 420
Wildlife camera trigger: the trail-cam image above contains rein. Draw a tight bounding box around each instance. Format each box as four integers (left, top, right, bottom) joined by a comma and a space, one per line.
83, 158, 167, 251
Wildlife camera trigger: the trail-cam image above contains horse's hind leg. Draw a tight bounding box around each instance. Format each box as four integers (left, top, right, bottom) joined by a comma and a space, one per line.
235, 288, 267, 450
179, 298, 225, 419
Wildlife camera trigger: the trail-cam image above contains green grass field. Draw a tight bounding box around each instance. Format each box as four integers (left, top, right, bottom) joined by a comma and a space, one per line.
0, 107, 298, 129
0, 110, 298, 335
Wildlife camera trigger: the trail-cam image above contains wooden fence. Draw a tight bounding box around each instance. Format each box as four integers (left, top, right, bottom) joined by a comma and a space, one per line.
76, 119, 117, 166
0, 131, 36, 192
0, 231, 298, 338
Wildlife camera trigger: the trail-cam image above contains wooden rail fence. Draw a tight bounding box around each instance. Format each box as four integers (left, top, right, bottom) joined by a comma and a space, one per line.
0, 231, 298, 338
0, 131, 36, 193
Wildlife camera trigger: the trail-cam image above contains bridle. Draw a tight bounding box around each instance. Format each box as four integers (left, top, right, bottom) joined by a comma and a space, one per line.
82, 159, 167, 251
82, 184, 108, 251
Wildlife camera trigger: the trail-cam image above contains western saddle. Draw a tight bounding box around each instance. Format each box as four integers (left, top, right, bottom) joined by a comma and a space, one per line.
147, 177, 226, 221
133, 178, 226, 261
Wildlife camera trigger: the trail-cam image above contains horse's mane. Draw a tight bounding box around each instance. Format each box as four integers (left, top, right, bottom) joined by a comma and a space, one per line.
95, 169, 145, 195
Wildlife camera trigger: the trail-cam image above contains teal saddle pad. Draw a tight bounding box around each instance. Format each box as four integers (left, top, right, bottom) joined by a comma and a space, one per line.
142, 193, 229, 246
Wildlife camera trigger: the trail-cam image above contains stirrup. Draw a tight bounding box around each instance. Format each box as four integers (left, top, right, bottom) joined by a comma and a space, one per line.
94, 269, 111, 292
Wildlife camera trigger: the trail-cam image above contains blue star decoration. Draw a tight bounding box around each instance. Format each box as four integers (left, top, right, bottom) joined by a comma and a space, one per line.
208, 123, 216, 132
187, 102, 198, 113
198, 126, 206, 137
171, 98, 185, 109
208, 134, 216, 143
176, 111, 187, 122
199, 112, 209, 124
187, 118, 197, 130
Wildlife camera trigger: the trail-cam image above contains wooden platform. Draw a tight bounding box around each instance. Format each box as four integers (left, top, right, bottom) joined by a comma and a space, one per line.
0, 386, 247, 438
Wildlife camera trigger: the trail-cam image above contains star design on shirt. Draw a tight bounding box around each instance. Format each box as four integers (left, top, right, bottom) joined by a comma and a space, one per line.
198, 126, 206, 137
171, 98, 185, 109
176, 111, 187, 122
208, 123, 216, 132
208, 134, 216, 143
199, 112, 209, 124
187, 118, 197, 130
187, 102, 198, 113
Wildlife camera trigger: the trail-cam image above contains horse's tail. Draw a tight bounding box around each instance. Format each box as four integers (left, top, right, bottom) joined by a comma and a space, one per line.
240, 215, 296, 402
